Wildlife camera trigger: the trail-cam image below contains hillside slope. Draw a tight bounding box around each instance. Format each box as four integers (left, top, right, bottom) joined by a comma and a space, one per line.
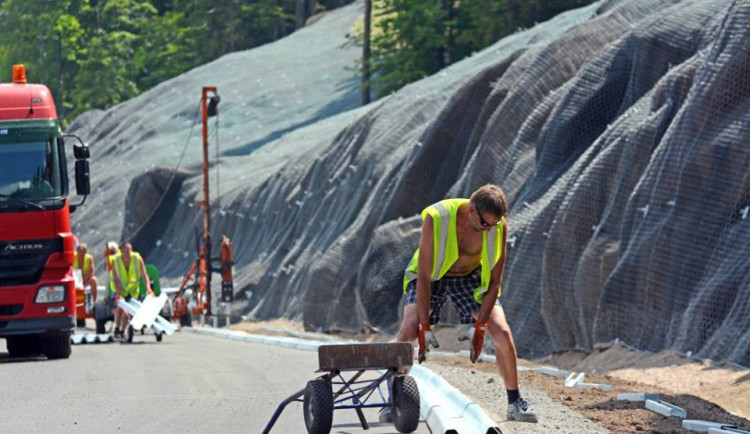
70, 0, 749, 365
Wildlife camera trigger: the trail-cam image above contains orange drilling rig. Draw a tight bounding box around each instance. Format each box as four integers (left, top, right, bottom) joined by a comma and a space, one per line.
172, 87, 234, 326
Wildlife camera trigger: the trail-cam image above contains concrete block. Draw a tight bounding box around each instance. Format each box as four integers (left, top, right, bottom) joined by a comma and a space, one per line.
646, 399, 687, 418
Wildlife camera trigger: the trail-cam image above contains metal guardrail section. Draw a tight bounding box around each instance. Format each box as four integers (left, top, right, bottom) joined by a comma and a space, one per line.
410, 364, 502, 434
683, 420, 747, 433
645, 399, 687, 418
71, 333, 114, 344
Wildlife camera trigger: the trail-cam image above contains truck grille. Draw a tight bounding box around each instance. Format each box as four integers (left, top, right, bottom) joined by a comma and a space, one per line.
0, 238, 62, 287
0, 305, 22, 315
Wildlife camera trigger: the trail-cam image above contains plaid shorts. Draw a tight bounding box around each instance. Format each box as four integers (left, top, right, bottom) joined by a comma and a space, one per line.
405, 267, 485, 325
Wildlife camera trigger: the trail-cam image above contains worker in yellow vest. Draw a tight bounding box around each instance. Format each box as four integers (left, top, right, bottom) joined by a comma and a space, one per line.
105, 241, 119, 299
111, 242, 154, 339
390, 184, 537, 424
74, 243, 98, 302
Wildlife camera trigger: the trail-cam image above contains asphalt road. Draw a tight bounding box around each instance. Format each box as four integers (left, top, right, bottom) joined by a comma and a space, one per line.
0, 331, 431, 434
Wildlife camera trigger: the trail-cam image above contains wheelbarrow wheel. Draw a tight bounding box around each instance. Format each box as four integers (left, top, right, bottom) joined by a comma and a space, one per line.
156, 331, 163, 342
393, 374, 420, 433
303, 378, 333, 434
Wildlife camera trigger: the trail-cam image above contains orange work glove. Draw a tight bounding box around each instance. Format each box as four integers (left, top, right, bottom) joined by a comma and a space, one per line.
417, 323, 440, 364
470, 321, 488, 363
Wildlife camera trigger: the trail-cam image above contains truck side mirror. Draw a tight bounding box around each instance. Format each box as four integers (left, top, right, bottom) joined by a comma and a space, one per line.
73, 144, 90, 159
75, 160, 90, 196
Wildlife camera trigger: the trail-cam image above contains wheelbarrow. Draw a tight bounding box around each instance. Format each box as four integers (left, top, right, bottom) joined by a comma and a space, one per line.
115, 294, 176, 343
263, 342, 420, 434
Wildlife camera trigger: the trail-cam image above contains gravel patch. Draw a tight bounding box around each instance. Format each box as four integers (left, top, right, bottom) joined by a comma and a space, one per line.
425, 363, 610, 433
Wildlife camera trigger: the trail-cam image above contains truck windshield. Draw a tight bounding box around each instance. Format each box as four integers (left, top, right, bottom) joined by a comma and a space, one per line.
0, 140, 62, 201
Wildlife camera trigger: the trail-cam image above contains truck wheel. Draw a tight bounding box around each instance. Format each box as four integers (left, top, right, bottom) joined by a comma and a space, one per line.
6, 335, 40, 358
392, 375, 420, 433
303, 378, 333, 434
44, 334, 72, 360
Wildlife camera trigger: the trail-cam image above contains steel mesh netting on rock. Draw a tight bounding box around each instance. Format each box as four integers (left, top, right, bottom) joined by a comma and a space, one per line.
75, 0, 749, 365
357, 0, 748, 365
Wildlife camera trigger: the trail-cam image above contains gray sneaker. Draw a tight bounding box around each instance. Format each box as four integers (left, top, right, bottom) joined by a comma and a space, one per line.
507, 398, 537, 422
378, 406, 393, 423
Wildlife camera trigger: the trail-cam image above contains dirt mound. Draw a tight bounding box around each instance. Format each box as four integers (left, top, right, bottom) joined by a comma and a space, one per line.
540, 343, 750, 421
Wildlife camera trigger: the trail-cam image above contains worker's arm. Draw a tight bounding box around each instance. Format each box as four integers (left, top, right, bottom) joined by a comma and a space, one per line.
416, 215, 434, 325
83, 257, 94, 282
415, 214, 440, 362
112, 266, 123, 293
468, 219, 507, 363
140, 259, 154, 296
475, 218, 508, 324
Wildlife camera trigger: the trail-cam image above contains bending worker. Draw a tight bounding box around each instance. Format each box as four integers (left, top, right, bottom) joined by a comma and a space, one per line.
74, 243, 98, 302
111, 242, 154, 339
393, 184, 537, 423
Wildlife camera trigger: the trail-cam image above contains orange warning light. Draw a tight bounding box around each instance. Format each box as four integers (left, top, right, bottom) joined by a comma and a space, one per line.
13, 64, 27, 84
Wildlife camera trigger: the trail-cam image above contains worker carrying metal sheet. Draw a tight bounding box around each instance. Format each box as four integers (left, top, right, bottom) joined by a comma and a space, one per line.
110, 242, 154, 340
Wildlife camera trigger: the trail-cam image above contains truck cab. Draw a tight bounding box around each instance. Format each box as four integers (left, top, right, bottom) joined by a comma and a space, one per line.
0, 65, 90, 359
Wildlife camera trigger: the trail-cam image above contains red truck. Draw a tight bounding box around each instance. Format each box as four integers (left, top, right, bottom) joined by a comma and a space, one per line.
0, 65, 90, 359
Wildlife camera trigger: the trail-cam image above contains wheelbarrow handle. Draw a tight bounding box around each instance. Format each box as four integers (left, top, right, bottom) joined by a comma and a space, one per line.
262, 387, 305, 434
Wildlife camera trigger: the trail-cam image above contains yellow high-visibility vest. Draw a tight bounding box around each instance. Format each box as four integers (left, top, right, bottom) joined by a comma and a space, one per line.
113, 252, 143, 297
107, 254, 117, 295
403, 198, 504, 302
73, 252, 92, 276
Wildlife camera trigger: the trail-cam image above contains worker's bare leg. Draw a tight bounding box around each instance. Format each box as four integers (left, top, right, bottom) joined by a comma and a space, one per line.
84, 276, 98, 302
477, 304, 519, 390
114, 307, 130, 335
113, 308, 122, 337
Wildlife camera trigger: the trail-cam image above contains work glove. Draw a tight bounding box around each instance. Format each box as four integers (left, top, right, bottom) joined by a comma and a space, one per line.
470, 321, 488, 363
417, 323, 439, 364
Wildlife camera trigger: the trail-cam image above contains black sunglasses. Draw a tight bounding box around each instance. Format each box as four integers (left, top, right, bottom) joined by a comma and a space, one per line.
477, 208, 498, 228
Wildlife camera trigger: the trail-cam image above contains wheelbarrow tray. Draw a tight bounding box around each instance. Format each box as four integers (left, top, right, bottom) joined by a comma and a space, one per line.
317, 342, 413, 372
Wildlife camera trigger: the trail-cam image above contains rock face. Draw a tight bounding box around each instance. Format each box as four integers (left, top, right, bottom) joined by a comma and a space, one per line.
69, 0, 750, 365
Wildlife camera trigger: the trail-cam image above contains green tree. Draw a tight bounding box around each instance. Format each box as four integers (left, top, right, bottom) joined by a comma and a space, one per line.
133, 10, 195, 91
70, 0, 156, 115
366, 0, 594, 99
369, 0, 453, 95
0, 0, 85, 118
0, 0, 357, 123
